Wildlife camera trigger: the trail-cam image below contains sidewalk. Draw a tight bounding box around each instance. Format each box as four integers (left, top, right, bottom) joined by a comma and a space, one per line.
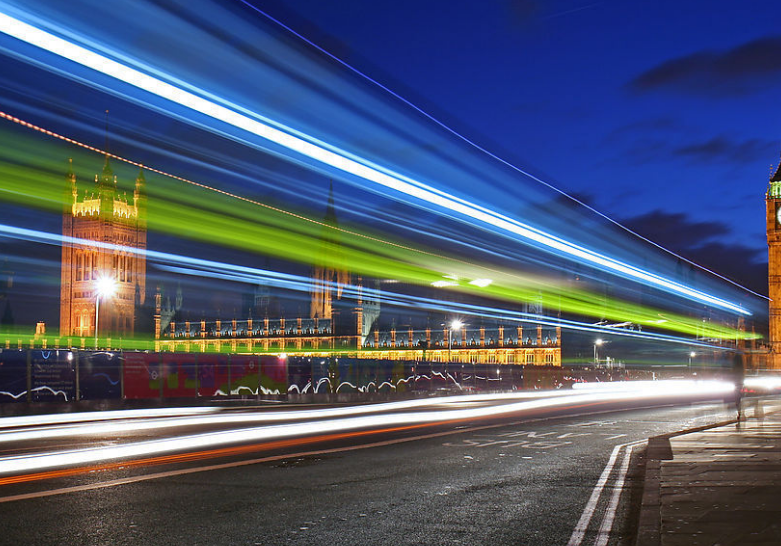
636, 398, 781, 546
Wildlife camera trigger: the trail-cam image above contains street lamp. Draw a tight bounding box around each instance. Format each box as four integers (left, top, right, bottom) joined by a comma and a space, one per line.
593, 338, 603, 366
448, 319, 463, 363
688, 351, 696, 371
95, 276, 117, 349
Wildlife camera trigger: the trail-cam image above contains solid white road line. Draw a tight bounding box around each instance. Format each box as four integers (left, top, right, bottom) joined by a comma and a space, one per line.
595, 443, 639, 546
566, 443, 624, 546
566, 440, 644, 546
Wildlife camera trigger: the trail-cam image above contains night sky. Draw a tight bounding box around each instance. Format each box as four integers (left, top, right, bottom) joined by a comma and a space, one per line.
0, 0, 776, 333
256, 0, 781, 293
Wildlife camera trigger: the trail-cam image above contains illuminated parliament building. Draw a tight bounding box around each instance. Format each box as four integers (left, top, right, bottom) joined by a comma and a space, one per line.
58, 160, 562, 366
59, 156, 147, 339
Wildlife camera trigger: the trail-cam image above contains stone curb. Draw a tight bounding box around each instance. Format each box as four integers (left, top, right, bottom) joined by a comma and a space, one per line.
633, 419, 734, 546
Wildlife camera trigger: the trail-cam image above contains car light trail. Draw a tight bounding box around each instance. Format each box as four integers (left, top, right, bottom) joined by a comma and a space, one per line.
0, 407, 221, 430
0, 9, 750, 316
0, 391, 580, 444
0, 381, 733, 476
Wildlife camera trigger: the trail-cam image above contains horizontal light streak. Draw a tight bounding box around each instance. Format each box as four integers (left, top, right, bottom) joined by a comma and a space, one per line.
0, 380, 733, 476
0, 222, 754, 342
0, 407, 220, 430
0, 391, 575, 444
0, 10, 749, 315
743, 376, 781, 391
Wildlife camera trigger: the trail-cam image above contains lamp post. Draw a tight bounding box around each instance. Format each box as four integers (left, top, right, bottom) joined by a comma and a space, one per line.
593, 338, 603, 366
94, 276, 117, 350
688, 351, 696, 371
448, 319, 463, 364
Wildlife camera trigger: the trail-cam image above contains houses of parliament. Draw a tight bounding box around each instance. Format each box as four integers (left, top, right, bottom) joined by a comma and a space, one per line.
52, 156, 562, 366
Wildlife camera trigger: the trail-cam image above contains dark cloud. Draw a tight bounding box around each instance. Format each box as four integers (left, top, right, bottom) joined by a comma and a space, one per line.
602, 117, 678, 144
628, 36, 781, 97
621, 210, 729, 251
603, 132, 775, 167
620, 210, 766, 294
673, 136, 776, 164
682, 242, 767, 296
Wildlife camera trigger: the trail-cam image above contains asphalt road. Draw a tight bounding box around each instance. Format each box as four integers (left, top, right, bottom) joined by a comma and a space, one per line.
0, 396, 735, 546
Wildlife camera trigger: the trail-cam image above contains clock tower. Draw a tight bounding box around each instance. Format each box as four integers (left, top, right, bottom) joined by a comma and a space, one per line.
766, 160, 781, 369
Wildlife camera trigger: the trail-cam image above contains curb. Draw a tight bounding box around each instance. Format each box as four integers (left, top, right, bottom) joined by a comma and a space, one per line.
633, 419, 734, 546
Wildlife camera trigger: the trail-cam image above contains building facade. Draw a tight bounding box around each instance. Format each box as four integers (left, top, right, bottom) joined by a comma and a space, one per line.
156, 181, 561, 366
156, 315, 562, 366
767, 160, 781, 369
59, 156, 147, 339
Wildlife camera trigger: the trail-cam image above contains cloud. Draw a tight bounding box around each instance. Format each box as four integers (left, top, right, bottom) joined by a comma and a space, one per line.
628, 35, 781, 97
621, 210, 729, 251
602, 117, 678, 145
620, 210, 766, 294
673, 136, 776, 164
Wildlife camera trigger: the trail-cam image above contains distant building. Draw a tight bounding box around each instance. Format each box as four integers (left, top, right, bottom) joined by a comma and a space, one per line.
157, 183, 561, 366
59, 156, 147, 339
767, 158, 781, 369
50, 152, 560, 365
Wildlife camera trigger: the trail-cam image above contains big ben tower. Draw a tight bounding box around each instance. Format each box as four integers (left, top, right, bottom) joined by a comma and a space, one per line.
766, 160, 781, 369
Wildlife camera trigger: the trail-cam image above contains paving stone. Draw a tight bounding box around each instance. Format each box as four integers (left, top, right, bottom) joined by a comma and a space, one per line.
638, 398, 781, 546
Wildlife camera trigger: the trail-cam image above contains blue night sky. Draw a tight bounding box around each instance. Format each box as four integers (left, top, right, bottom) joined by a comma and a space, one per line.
256, 0, 781, 291
0, 0, 776, 329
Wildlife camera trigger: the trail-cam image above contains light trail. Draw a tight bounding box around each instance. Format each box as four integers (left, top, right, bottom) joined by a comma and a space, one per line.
0, 391, 578, 444
162, 262, 744, 348
239, 0, 768, 302
0, 380, 733, 476
0, 223, 756, 341
0, 9, 750, 316
0, 407, 221, 430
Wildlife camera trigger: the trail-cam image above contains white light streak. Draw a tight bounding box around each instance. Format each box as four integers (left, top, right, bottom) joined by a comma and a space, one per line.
0, 381, 734, 475
0, 391, 576, 443
0, 11, 749, 315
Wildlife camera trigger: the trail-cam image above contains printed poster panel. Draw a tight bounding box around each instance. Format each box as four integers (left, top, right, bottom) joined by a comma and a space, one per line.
197, 354, 230, 397
161, 353, 197, 398
0, 350, 28, 403
123, 352, 161, 399
229, 355, 259, 396
79, 351, 122, 400
260, 355, 287, 395
286, 356, 312, 395
31, 350, 75, 402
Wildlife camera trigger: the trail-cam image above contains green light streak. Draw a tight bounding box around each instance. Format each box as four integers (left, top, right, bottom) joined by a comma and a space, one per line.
0, 128, 756, 341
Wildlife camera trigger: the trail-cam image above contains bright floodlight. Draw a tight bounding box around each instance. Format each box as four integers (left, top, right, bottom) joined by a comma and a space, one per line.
450, 320, 464, 330
595, 338, 603, 346
690, 351, 696, 358
95, 276, 117, 298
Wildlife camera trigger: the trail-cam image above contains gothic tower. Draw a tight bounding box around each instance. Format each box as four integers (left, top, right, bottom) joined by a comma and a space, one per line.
766, 159, 781, 369
310, 182, 349, 320
59, 156, 147, 339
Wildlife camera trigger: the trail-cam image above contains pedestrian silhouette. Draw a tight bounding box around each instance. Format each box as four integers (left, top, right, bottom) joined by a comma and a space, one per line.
731, 351, 744, 423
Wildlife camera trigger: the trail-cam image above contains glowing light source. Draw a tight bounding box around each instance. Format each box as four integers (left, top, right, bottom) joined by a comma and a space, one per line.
94, 275, 117, 349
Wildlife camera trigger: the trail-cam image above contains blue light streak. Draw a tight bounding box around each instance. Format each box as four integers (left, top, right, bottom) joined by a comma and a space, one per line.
0, 223, 734, 350
0, 9, 750, 316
